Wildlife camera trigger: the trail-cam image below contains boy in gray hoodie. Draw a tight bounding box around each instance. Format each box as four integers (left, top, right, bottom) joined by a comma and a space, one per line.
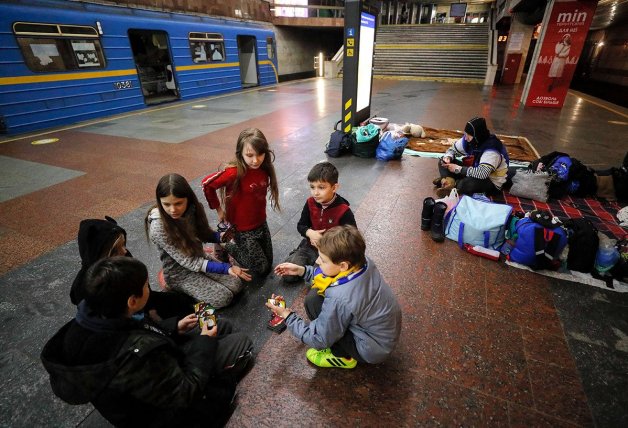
269, 225, 402, 368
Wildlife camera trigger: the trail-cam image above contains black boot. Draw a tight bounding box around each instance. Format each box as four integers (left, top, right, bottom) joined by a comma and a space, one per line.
421, 197, 435, 231
430, 202, 447, 242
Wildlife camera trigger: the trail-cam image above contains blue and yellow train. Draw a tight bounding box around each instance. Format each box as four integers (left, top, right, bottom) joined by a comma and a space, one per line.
0, 0, 278, 134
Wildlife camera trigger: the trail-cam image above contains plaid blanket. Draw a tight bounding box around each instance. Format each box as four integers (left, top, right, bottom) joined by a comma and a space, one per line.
492, 191, 627, 241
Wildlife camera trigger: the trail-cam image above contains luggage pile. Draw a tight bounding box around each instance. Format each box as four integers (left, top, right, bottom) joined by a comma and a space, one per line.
421, 193, 628, 289
325, 117, 410, 161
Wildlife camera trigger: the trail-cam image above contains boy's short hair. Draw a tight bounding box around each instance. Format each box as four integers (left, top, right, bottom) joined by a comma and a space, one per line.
84, 256, 148, 318
307, 161, 339, 185
318, 225, 366, 268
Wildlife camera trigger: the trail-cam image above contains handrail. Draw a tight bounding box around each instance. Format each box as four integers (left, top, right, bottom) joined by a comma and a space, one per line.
332, 45, 344, 63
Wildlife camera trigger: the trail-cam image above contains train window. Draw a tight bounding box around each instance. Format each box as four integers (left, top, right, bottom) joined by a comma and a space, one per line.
14, 22, 99, 37
189, 33, 225, 63
14, 22, 105, 72
266, 37, 275, 59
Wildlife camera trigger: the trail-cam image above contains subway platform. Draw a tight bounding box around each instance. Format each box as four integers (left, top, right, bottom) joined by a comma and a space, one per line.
0, 78, 627, 427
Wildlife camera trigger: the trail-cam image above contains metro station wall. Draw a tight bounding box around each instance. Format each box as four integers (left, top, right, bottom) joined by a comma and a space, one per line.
274, 26, 342, 80
105, 0, 272, 21
588, 25, 628, 87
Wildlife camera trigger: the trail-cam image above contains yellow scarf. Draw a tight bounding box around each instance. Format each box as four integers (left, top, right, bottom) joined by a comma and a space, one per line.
311, 265, 360, 296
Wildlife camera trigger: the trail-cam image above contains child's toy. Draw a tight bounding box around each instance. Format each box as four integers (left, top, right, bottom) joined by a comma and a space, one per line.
267, 298, 286, 308
194, 302, 216, 329
266, 296, 287, 334
401, 123, 426, 138
217, 221, 237, 243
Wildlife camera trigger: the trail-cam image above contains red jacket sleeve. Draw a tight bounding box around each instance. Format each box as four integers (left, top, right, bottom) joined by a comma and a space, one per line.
201, 167, 236, 209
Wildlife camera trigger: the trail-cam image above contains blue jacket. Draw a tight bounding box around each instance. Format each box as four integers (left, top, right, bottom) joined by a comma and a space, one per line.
285, 257, 402, 364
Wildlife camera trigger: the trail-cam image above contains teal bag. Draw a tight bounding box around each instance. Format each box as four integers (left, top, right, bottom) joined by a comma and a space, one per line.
352, 124, 380, 158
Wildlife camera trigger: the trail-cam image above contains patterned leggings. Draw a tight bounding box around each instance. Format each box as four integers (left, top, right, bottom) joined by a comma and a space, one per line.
225, 221, 273, 282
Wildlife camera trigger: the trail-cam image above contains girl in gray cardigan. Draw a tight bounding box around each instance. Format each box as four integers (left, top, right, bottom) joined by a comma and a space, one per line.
146, 173, 251, 308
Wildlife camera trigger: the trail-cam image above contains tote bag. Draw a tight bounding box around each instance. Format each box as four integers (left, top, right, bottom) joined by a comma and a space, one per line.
353, 123, 380, 158
444, 195, 512, 250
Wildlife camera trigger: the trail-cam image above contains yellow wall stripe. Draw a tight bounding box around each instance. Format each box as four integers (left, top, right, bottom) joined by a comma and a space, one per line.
345, 99, 352, 110
374, 75, 484, 84
344, 125, 352, 132
376, 44, 487, 50
0, 69, 137, 86
344, 111, 351, 123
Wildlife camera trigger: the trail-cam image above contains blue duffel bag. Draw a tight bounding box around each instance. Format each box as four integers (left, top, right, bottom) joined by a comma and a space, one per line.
444, 195, 512, 250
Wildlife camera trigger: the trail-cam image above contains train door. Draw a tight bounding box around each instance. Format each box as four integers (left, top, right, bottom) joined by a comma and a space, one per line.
237, 35, 259, 88
128, 29, 179, 105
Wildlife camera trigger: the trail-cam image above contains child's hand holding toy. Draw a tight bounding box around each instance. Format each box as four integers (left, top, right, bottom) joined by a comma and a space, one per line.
265, 294, 291, 319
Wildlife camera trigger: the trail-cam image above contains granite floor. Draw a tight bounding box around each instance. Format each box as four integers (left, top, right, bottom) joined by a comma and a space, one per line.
0, 78, 627, 427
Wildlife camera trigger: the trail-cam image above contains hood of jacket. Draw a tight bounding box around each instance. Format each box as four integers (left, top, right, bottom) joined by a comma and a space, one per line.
70, 217, 127, 305
77, 217, 127, 266
40, 313, 170, 406
40, 321, 128, 405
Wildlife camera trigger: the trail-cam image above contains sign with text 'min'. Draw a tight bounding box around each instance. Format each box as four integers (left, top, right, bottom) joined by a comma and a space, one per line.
523, 0, 597, 108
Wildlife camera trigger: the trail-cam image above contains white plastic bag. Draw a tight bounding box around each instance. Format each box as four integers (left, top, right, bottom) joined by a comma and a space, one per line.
435, 188, 459, 214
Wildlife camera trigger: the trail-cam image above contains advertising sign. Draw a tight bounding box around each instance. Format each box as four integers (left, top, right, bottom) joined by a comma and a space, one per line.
356, 12, 375, 112
523, 0, 597, 108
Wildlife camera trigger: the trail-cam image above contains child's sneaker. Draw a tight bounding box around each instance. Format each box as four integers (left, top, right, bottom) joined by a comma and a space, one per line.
305, 348, 357, 369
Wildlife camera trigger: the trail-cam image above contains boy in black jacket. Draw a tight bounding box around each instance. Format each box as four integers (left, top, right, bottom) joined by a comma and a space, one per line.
41, 257, 252, 427
282, 161, 357, 283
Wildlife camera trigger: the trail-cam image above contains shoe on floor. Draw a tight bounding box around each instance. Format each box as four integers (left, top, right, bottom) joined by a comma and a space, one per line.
306, 348, 357, 369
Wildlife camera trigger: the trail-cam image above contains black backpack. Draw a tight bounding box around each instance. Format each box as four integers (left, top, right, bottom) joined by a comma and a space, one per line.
612, 152, 628, 203
325, 120, 354, 158
564, 217, 599, 273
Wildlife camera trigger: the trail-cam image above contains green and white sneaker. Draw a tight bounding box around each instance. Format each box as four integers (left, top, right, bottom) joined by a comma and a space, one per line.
306, 348, 357, 369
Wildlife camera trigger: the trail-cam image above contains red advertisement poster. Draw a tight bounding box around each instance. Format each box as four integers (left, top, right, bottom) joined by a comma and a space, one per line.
524, 0, 597, 108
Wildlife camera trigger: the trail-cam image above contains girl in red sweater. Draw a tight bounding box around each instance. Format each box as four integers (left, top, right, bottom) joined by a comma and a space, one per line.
202, 128, 281, 285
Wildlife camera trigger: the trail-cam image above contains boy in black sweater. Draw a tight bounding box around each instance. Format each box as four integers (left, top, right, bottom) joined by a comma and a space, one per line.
282, 161, 357, 283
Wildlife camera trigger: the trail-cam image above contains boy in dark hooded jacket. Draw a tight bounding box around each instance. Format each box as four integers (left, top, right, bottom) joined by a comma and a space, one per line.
42, 257, 253, 427
70, 216, 193, 320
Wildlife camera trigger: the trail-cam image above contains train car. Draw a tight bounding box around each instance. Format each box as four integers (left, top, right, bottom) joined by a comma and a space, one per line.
0, 0, 278, 135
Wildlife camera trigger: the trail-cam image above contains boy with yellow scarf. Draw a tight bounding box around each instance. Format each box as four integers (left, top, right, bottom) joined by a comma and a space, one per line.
269, 226, 402, 369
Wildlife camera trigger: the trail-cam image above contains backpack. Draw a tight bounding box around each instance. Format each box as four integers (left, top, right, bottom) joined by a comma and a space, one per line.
508, 214, 568, 270
325, 120, 354, 158
548, 155, 572, 181
612, 152, 628, 203
530, 151, 597, 199
444, 195, 512, 250
352, 123, 379, 158
563, 217, 599, 273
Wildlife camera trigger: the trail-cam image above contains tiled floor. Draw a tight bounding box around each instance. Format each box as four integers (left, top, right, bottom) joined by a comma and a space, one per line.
0, 78, 626, 427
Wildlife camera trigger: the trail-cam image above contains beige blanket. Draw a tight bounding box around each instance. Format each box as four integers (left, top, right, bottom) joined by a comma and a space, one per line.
405, 127, 539, 162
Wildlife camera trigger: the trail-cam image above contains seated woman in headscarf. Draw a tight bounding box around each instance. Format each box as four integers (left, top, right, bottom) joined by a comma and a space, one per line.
434, 116, 510, 197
